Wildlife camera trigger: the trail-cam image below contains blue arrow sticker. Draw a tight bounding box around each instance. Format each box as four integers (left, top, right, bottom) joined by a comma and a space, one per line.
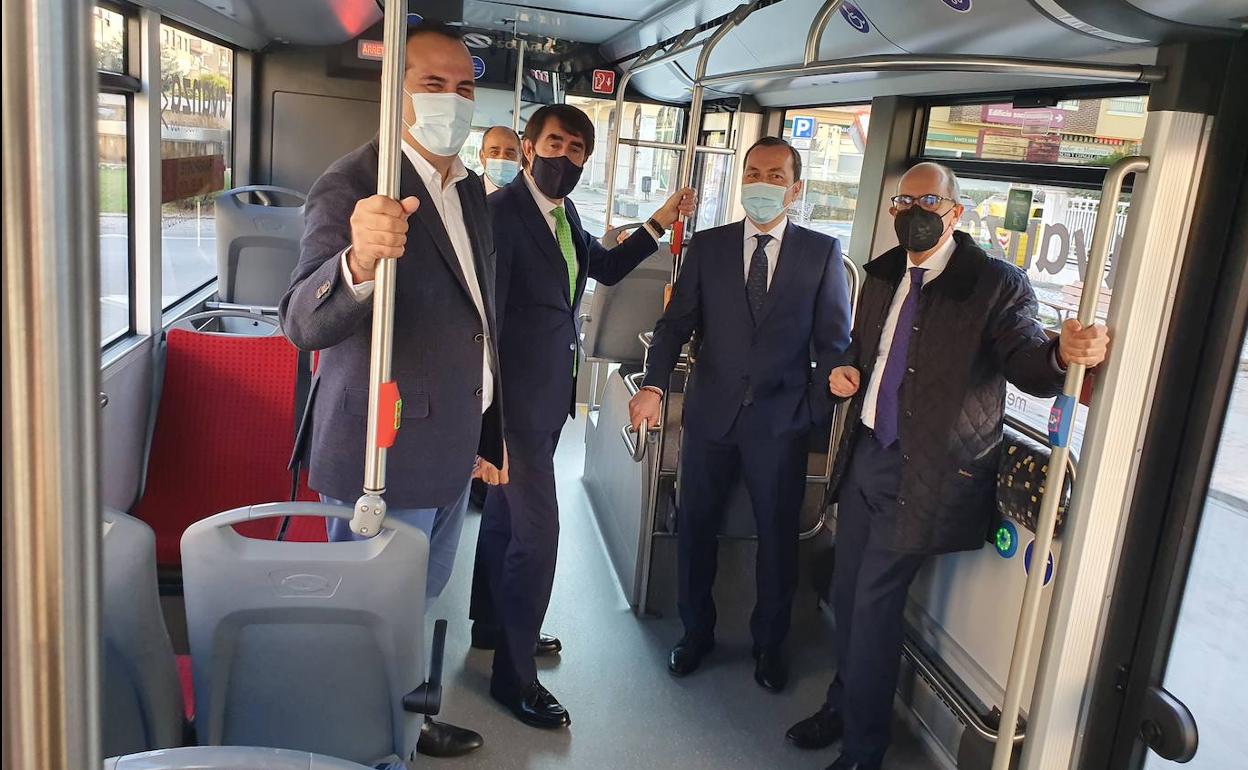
841, 3, 870, 34
472, 55, 486, 80
942, 0, 973, 12
1024, 540, 1055, 586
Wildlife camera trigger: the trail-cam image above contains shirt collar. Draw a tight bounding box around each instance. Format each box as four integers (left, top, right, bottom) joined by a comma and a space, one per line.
907, 233, 956, 279
744, 216, 786, 249
401, 140, 468, 191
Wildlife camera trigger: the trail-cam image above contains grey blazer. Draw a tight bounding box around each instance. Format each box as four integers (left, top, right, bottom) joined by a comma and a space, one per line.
280, 138, 503, 509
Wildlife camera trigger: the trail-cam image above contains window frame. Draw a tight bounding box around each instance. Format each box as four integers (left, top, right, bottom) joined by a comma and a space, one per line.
96, 1, 140, 350
156, 17, 240, 313
913, 84, 1150, 192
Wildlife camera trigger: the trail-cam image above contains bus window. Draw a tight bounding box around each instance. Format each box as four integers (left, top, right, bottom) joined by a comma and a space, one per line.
781, 104, 871, 254
694, 151, 734, 231
920, 95, 1148, 450
159, 23, 234, 309
95, 4, 134, 348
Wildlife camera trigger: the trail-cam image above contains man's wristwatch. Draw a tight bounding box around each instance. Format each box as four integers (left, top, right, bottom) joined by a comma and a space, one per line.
646, 217, 666, 238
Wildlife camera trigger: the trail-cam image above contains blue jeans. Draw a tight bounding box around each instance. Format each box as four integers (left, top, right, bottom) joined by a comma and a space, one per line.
321, 480, 472, 601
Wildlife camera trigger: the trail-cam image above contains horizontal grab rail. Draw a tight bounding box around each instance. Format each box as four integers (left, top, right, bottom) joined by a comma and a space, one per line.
902, 638, 1025, 746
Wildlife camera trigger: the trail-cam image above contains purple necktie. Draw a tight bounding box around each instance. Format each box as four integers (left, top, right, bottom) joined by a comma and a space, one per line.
873, 266, 926, 447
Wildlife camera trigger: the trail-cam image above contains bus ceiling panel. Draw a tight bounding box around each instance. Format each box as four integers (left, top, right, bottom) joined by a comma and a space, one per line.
1126, 0, 1248, 30
601, 0, 753, 58
151, 0, 384, 47
462, 1, 673, 43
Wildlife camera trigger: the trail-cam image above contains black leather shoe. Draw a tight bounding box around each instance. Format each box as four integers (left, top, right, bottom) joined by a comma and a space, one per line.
668, 636, 714, 677
826, 754, 881, 770
471, 624, 563, 657
786, 704, 844, 749
753, 646, 788, 692
491, 680, 571, 729
415, 718, 484, 757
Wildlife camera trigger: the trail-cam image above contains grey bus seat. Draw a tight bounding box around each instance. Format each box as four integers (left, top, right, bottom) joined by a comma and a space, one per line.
102, 508, 184, 759
215, 185, 307, 308
181, 502, 444, 767
103, 746, 373, 769
581, 224, 668, 366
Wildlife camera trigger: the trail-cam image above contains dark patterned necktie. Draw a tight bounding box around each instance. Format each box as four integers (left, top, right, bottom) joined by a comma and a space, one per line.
873, 266, 927, 447
746, 234, 772, 323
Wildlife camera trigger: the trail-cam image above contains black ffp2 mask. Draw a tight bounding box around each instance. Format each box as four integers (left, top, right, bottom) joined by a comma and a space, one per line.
531, 153, 583, 200
893, 207, 951, 253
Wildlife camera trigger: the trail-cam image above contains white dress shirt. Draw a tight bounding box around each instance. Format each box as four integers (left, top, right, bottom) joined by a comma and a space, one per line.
860, 235, 957, 429
483, 173, 500, 195
340, 141, 493, 411
743, 217, 786, 289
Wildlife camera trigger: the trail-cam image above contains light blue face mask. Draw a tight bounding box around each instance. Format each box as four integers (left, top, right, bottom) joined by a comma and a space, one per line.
740, 182, 791, 224
407, 91, 474, 157
484, 158, 520, 188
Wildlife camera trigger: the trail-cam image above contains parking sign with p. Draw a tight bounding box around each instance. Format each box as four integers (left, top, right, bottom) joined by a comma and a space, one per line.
791, 116, 816, 139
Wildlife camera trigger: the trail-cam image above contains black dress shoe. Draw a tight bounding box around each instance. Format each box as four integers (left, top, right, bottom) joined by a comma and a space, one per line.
668, 636, 714, 677
753, 646, 788, 692
826, 754, 881, 770
471, 624, 563, 657
491, 680, 571, 729
415, 718, 484, 757
786, 704, 844, 749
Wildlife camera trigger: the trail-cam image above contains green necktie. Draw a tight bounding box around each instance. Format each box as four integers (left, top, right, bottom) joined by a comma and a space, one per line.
550, 205, 578, 302
550, 205, 579, 376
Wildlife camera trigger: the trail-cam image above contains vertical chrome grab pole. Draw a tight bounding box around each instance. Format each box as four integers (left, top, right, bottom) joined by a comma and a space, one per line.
990, 156, 1149, 770
603, 58, 646, 231
511, 30, 525, 132
351, 0, 407, 536
805, 0, 846, 65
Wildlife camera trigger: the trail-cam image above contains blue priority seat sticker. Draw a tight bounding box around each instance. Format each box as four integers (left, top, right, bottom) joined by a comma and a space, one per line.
1048, 393, 1077, 447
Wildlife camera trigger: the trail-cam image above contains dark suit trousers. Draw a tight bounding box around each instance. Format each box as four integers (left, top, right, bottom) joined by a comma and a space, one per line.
475, 426, 563, 689
677, 409, 808, 648
824, 430, 927, 766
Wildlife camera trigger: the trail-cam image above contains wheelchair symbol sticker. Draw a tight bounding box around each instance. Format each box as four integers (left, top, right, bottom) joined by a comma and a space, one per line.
841, 3, 870, 34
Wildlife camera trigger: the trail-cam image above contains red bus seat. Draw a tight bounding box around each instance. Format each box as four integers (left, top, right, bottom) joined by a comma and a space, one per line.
133, 321, 325, 569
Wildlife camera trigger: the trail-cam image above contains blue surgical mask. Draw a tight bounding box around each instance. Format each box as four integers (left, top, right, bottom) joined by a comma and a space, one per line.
407, 92, 474, 156
740, 182, 790, 224
484, 158, 520, 188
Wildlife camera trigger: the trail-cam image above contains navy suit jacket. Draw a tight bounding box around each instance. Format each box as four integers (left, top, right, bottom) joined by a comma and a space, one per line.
491, 175, 659, 434
643, 220, 852, 439
280, 139, 504, 508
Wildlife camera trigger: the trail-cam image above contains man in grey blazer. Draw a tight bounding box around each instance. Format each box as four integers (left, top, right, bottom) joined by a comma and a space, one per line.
279, 22, 503, 760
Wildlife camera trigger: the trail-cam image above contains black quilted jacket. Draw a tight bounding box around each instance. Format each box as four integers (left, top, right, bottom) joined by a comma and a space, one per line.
830, 231, 1063, 554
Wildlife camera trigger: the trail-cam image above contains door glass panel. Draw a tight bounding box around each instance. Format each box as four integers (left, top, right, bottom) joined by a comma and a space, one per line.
781, 104, 871, 255
1145, 332, 1248, 768
955, 177, 1130, 456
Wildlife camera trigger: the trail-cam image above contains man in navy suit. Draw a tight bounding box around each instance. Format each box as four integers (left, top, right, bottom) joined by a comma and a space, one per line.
471, 104, 695, 729
630, 136, 852, 693
280, 22, 503, 759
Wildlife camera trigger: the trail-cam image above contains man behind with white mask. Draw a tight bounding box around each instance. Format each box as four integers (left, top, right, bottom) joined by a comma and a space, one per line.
478, 124, 522, 195
280, 21, 503, 760
629, 136, 852, 692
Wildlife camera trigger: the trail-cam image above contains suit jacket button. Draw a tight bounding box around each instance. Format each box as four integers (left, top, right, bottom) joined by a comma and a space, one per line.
569, 343, 576, 351
475, 387, 484, 397
315, 280, 331, 299
474, 333, 485, 343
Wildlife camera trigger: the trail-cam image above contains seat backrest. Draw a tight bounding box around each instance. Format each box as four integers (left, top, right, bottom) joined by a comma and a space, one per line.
134, 327, 318, 567
215, 186, 307, 307
101, 509, 184, 758
181, 503, 428, 765
103, 745, 373, 769
581, 228, 667, 365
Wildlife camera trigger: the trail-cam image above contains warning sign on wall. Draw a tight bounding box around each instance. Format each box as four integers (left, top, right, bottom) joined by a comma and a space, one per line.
161, 154, 226, 204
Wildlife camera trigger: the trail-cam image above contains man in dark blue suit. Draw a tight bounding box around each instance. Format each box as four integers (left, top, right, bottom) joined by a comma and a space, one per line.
471, 104, 695, 729
630, 136, 852, 693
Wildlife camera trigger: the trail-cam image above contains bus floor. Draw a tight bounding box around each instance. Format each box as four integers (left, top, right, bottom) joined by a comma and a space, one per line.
427, 415, 950, 770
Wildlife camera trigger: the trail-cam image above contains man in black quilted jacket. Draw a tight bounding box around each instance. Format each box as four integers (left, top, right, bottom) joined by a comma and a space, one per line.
786, 162, 1109, 770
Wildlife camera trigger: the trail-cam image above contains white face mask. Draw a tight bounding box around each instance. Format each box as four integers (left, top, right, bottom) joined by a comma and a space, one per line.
407, 92, 474, 157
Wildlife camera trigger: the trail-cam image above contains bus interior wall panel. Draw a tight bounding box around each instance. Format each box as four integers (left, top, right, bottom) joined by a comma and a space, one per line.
101, 342, 158, 514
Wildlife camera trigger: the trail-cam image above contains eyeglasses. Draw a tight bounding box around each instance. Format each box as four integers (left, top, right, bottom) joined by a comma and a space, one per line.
891, 193, 957, 212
